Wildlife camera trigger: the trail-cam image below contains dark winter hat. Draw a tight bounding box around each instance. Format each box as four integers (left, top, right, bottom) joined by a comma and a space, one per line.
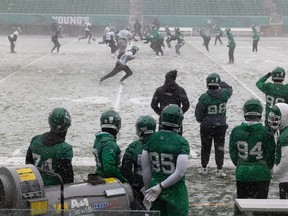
165, 70, 177, 81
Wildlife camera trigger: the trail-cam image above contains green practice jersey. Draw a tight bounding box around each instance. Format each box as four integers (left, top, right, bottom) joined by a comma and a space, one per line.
256, 76, 288, 122
175, 31, 184, 43
144, 130, 190, 183
252, 28, 260, 41
93, 132, 127, 183
199, 88, 231, 116
144, 130, 190, 215
196, 86, 232, 127
227, 31, 236, 48
229, 122, 275, 181
29, 135, 73, 186
215, 26, 224, 36
121, 139, 144, 188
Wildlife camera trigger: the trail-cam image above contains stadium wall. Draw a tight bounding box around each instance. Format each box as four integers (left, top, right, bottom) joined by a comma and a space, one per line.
0, 13, 129, 36
143, 15, 270, 28
0, 13, 273, 36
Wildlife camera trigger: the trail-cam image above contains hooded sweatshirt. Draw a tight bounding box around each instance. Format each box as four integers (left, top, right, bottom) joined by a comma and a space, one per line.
93, 132, 127, 183
273, 103, 288, 183
151, 70, 190, 115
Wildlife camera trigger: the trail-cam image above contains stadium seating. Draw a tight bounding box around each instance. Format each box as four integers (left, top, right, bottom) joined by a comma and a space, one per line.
143, 0, 269, 16
273, 0, 288, 16
0, 0, 270, 18
0, 0, 130, 15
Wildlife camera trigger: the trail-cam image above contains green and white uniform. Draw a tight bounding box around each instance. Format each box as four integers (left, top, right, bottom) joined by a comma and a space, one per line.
121, 139, 144, 188
143, 130, 190, 216
28, 134, 73, 186
93, 132, 127, 183
229, 122, 275, 182
256, 75, 288, 125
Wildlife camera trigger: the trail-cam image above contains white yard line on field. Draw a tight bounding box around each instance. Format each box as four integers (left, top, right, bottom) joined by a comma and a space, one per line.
0, 40, 77, 84
187, 41, 265, 104
114, 84, 123, 111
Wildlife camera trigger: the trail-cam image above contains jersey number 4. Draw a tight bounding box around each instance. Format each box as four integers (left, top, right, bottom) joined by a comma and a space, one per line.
32, 153, 54, 172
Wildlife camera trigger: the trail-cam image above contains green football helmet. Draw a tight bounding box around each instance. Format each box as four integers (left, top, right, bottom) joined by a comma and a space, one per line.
243, 99, 263, 117
100, 110, 121, 132
49, 107, 71, 132
131, 46, 139, 53
268, 104, 282, 130
272, 67, 285, 81
135, 115, 156, 137
161, 104, 183, 128
206, 73, 221, 87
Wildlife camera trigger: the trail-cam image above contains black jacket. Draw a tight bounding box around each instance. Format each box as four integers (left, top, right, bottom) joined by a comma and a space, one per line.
151, 78, 190, 115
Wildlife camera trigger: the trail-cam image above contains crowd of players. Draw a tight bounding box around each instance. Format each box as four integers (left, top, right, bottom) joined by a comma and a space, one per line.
6, 18, 283, 216
23, 67, 288, 216
8, 18, 261, 69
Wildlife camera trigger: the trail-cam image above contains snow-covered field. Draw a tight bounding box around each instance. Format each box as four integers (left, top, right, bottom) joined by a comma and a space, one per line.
0, 34, 287, 215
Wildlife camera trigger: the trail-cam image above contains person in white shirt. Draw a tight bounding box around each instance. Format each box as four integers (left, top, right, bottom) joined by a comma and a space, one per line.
78, 20, 93, 44
99, 46, 139, 85
117, 28, 133, 55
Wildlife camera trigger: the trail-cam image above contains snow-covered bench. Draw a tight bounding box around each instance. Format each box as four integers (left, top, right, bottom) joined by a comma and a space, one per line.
235, 199, 288, 215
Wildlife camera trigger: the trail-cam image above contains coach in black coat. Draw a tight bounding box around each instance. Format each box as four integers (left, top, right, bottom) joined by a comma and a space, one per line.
151, 70, 190, 135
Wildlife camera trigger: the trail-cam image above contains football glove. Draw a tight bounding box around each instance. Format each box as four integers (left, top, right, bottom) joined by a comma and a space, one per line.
265, 72, 272, 78
144, 184, 162, 202
143, 199, 152, 211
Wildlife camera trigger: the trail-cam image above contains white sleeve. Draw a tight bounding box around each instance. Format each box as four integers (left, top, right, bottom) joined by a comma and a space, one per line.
141, 150, 152, 189
273, 146, 288, 182
161, 154, 188, 189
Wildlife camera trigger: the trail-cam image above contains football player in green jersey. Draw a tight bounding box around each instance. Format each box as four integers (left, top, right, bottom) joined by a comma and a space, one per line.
195, 73, 233, 177
25, 107, 74, 186
252, 24, 260, 52
229, 99, 275, 199
174, 27, 185, 56
225, 28, 236, 63
256, 67, 288, 128
121, 115, 156, 210
269, 103, 288, 199
213, 24, 223, 45
142, 104, 190, 216
93, 109, 127, 183
198, 28, 211, 52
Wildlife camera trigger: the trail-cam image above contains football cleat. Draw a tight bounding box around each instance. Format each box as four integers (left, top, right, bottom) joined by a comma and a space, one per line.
216, 169, 226, 177
198, 167, 208, 176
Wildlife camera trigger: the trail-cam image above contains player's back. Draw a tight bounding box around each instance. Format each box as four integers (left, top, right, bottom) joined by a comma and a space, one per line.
144, 130, 190, 182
